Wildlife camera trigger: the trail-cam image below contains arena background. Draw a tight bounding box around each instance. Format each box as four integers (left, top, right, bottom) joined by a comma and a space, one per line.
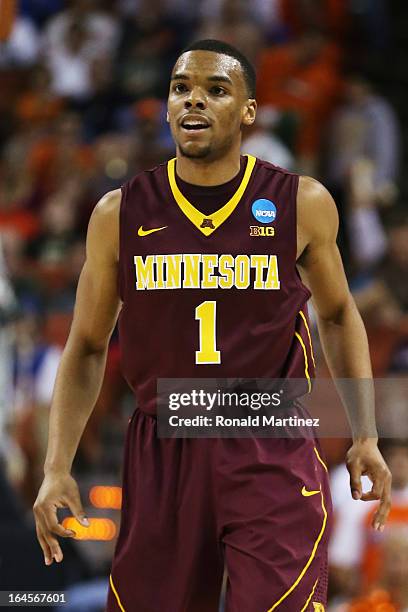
1, 1, 408, 610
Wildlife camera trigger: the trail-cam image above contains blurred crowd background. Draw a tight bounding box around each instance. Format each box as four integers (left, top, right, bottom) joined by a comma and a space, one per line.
1, 0, 408, 610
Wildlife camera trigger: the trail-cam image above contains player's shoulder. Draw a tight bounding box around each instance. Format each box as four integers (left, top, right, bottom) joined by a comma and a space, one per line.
88, 189, 121, 259
124, 159, 170, 192
298, 175, 333, 202
297, 175, 339, 239
253, 156, 300, 178
297, 175, 338, 219
91, 188, 121, 226
253, 157, 334, 203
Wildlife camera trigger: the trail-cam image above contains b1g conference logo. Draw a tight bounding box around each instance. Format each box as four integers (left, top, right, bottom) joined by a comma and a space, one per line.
251, 199, 277, 224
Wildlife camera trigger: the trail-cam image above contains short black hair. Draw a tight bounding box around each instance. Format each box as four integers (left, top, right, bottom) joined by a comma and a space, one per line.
180, 39, 256, 98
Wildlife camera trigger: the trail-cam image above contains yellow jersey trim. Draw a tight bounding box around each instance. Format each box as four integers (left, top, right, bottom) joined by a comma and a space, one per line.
267, 485, 328, 612
295, 331, 312, 393
301, 579, 319, 612
167, 154, 257, 236
314, 446, 329, 473
299, 310, 316, 368
109, 574, 126, 612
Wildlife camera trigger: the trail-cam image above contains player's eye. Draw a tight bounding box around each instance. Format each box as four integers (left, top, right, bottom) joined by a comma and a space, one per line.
174, 83, 188, 93
209, 86, 226, 96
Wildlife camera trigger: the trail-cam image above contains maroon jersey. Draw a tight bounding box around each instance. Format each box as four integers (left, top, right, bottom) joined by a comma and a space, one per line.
118, 154, 315, 415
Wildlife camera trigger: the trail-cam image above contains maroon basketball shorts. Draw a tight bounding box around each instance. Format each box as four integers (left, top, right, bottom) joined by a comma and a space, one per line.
106, 408, 332, 612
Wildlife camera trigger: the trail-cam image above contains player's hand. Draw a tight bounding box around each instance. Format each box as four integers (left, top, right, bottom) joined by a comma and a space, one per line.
346, 439, 392, 531
33, 472, 89, 566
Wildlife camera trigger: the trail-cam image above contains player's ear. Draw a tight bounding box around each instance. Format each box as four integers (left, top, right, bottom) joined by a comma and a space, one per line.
242, 100, 257, 127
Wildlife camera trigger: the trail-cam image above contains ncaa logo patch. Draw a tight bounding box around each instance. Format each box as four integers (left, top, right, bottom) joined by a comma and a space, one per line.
251, 199, 277, 224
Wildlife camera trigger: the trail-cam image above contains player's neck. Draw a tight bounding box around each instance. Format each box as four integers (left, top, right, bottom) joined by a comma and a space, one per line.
175, 147, 242, 187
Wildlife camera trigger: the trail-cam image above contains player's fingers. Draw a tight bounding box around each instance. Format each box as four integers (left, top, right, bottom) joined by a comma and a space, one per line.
35, 524, 53, 566
35, 506, 64, 562
50, 521, 76, 538
361, 489, 382, 501
372, 471, 392, 531
62, 489, 89, 528
346, 460, 362, 500
41, 503, 76, 538
39, 526, 63, 563
361, 471, 386, 501
44, 530, 64, 563
33, 503, 53, 559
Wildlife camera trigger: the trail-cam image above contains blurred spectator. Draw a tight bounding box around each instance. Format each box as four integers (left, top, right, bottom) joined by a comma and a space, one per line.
279, 0, 349, 40
329, 440, 408, 607
0, 236, 23, 486
199, 0, 283, 39
345, 530, 408, 611
16, 65, 65, 128
119, 0, 199, 21
329, 463, 377, 604
352, 211, 408, 374
42, 0, 119, 58
79, 57, 117, 140
132, 98, 174, 164
28, 112, 95, 198
325, 76, 400, 276
89, 133, 138, 202
0, 156, 38, 241
26, 188, 79, 266
24, 185, 84, 312
326, 76, 400, 207
242, 106, 295, 170
44, 19, 105, 102
360, 441, 408, 591
376, 213, 408, 320
346, 159, 389, 272
114, 0, 183, 102
256, 29, 343, 171
196, 0, 265, 64
10, 307, 57, 501
0, 14, 40, 68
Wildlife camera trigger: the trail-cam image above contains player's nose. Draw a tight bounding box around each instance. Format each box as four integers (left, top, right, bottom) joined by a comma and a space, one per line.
184, 87, 206, 110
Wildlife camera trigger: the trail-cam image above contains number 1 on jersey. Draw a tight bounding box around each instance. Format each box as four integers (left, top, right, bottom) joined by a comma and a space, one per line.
195, 301, 221, 364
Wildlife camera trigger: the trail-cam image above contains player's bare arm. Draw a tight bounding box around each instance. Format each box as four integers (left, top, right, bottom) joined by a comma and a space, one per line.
296, 176, 392, 531
33, 189, 121, 566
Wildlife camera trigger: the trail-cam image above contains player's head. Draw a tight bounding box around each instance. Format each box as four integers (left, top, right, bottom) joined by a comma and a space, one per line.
167, 39, 257, 161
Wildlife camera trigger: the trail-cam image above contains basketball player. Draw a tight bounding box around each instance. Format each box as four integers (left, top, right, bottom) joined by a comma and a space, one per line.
33, 40, 391, 611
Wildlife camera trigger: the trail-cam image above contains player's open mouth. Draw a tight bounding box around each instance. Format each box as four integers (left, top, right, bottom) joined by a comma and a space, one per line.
180, 117, 210, 132
181, 124, 210, 132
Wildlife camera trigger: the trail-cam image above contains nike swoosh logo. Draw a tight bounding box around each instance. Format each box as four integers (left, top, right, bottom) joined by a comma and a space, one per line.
138, 225, 168, 237
301, 486, 320, 497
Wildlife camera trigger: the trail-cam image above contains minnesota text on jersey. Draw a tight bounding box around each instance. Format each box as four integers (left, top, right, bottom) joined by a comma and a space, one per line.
133, 253, 280, 290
